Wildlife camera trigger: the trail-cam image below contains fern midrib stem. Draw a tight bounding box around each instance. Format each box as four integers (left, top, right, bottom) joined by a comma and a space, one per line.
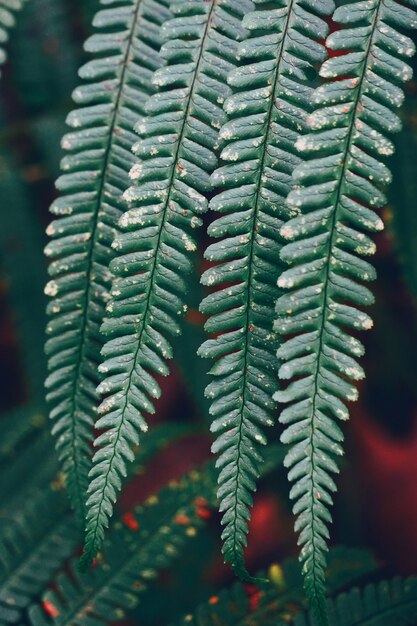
88, 0, 216, 552
228, 1, 295, 569
66, 0, 146, 513
306, 0, 381, 604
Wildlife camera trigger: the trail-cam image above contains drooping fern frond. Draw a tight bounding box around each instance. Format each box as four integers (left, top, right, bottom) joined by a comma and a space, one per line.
44, 0, 170, 518
296, 578, 417, 626
274, 1, 417, 620
28, 471, 215, 626
199, 0, 332, 581
82, 0, 252, 566
0, 0, 27, 72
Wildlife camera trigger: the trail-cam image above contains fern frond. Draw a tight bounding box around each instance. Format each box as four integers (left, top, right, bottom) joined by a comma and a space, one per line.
83, 0, 251, 565
200, 0, 332, 581
296, 578, 417, 626
0, 0, 27, 72
44, 0, 170, 518
274, 1, 417, 619
28, 471, 214, 626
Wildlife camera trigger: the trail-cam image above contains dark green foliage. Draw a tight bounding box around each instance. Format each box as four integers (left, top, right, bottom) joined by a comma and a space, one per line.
28, 471, 215, 626
0, 486, 77, 625
274, 0, 417, 619
83, 0, 251, 566
200, 0, 332, 583
0, 420, 200, 626
175, 548, 378, 626
44, 0, 170, 519
296, 578, 417, 626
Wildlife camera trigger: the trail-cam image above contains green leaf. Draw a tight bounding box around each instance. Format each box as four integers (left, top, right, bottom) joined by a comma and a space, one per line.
201, 0, 332, 583
274, 0, 417, 620
83, 0, 251, 566
44, 0, 170, 519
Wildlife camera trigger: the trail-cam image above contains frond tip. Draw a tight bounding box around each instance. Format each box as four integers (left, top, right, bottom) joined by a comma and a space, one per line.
202, 0, 331, 583
275, 0, 417, 620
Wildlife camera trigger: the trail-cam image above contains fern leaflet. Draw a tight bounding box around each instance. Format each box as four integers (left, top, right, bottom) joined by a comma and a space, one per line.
82, 0, 251, 565
274, 0, 417, 620
200, 0, 332, 581
44, 0, 170, 518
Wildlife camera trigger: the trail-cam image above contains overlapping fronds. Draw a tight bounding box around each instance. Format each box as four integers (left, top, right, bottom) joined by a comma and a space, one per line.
0, 0, 27, 72
28, 472, 214, 626
44, 0, 170, 518
200, 0, 332, 581
296, 578, 417, 626
274, 0, 417, 619
82, 0, 251, 566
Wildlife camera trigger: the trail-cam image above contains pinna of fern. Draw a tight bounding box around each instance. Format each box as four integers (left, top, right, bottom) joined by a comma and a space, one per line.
82, 0, 252, 567
200, 0, 333, 582
274, 0, 417, 621
43, 0, 170, 520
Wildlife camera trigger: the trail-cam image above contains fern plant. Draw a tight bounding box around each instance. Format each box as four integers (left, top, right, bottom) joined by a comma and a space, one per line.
0, 0, 417, 624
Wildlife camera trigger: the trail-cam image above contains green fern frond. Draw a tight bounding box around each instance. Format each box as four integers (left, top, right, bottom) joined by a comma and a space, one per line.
83, 0, 251, 566
0, 0, 27, 72
44, 0, 170, 518
29, 471, 214, 626
200, 0, 332, 581
274, 0, 417, 620
296, 578, 417, 626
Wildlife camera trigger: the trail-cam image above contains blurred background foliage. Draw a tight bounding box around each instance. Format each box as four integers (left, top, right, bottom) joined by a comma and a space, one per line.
0, 2, 417, 625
